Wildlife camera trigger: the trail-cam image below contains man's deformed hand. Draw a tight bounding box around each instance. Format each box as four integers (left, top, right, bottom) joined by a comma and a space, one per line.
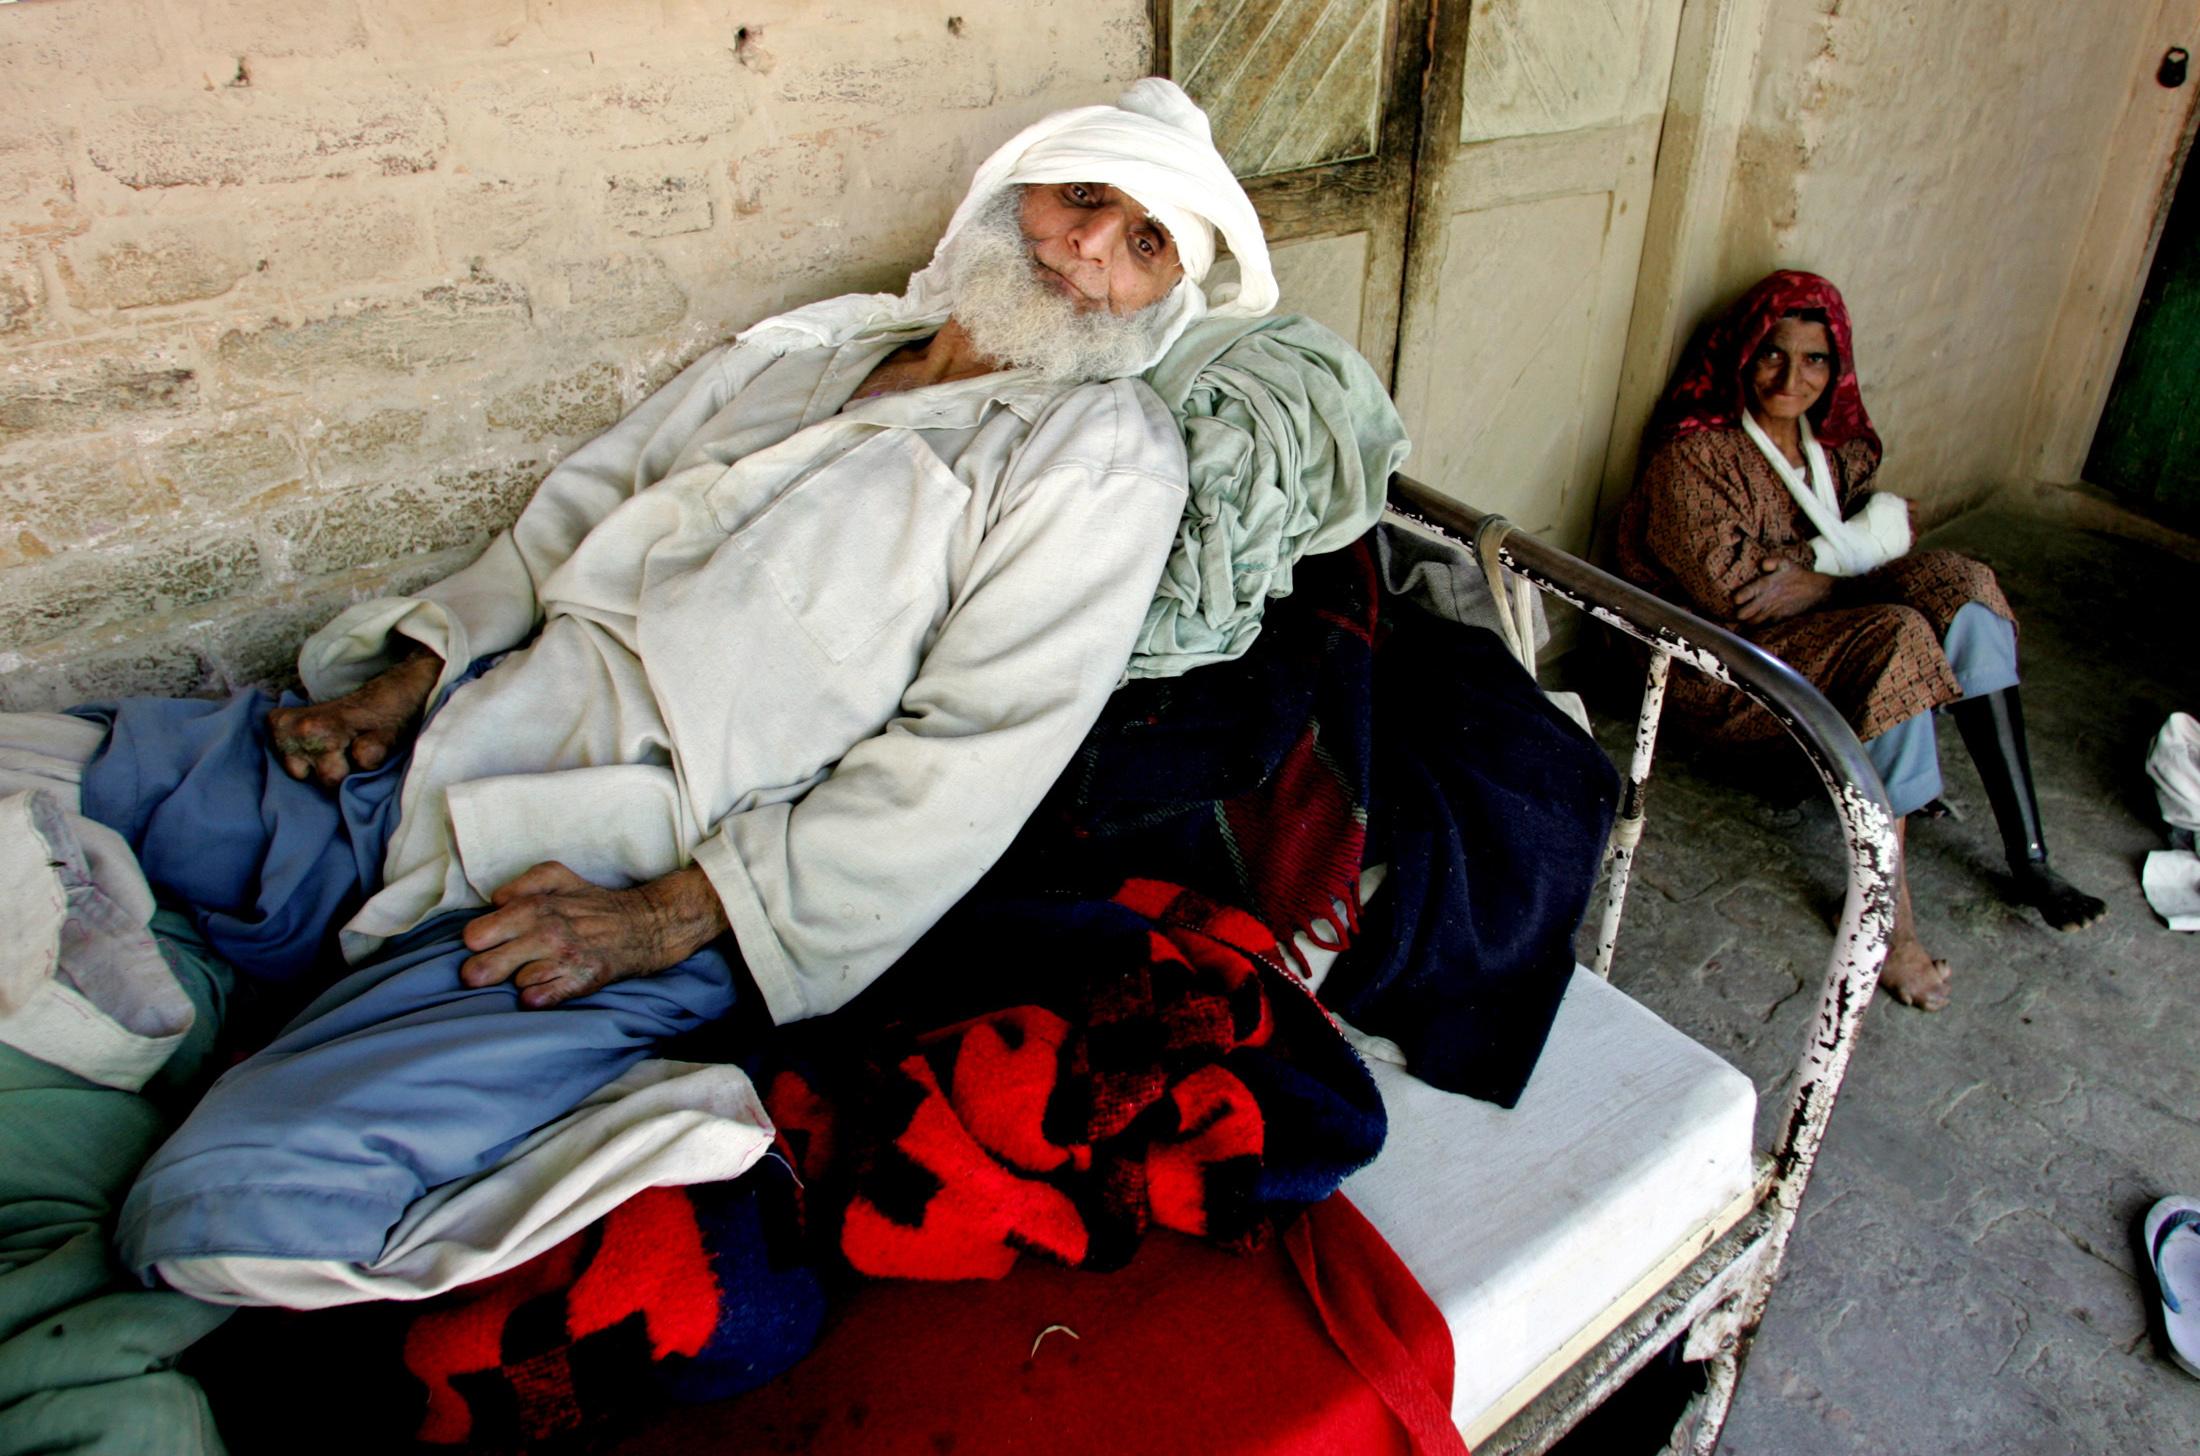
267, 647, 443, 789
1734, 557, 1835, 625
459, 862, 732, 1010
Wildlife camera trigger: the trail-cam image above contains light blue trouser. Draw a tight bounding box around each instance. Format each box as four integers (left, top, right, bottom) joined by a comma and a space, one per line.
83, 669, 741, 1283
1865, 602, 2019, 817
115, 911, 738, 1279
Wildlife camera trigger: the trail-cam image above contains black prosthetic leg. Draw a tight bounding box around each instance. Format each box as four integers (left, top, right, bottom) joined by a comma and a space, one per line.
1949, 686, 2106, 930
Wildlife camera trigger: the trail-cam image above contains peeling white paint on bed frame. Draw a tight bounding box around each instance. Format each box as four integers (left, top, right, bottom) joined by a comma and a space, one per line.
1387, 478, 1896, 1456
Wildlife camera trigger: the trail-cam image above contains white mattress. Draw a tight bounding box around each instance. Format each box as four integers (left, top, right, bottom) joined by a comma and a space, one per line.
1340, 968, 1756, 1432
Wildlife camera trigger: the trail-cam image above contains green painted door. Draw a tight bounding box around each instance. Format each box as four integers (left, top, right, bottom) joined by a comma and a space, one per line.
2089, 157, 2200, 526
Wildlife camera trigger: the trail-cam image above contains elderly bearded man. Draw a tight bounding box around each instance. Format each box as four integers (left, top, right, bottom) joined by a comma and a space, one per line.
53, 80, 1280, 1300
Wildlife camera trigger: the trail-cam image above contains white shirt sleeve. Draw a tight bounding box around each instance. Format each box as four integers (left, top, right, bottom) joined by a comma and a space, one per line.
297, 344, 754, 701
692, 381, 1191, 1024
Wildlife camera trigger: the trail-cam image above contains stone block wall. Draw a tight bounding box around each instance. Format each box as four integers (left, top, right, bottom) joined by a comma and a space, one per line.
0, 0, 1150, 708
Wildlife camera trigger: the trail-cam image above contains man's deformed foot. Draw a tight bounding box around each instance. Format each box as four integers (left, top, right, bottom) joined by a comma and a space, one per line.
2012, 861, 2107, 932
1878, 933, 1951, 1012
268, 644, 443, 789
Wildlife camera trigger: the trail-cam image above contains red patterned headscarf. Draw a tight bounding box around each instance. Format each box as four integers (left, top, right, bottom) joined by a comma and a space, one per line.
1648, 270, 1880, 458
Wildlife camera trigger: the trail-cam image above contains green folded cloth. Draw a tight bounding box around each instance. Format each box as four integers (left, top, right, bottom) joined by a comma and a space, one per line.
1131, 313, 1411, 679
0, 911, 235, 1456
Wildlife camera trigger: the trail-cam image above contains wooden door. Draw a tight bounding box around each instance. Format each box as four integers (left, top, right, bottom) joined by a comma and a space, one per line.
1390, 1, 1688, 553
1158, 0, 1433, 386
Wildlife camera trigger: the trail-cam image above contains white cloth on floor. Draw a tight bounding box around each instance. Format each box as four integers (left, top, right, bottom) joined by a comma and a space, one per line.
152, 1057, 773, 1308
2148, 711, 2200, 834
2142, 713, 2200, 930
0, 787, 192, 1092
2143, 850, 2200, 932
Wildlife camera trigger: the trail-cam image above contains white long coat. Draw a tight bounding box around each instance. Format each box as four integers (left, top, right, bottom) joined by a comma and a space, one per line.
300, 329, 1189, 1024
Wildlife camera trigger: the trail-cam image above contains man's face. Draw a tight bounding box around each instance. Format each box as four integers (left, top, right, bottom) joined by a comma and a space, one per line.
1018, 182, 1184, 318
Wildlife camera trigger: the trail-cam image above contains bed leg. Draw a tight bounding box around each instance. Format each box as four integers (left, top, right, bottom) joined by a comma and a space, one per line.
1591, 650, 1672, 979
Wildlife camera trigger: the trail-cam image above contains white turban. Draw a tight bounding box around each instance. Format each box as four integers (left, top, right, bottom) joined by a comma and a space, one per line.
738, 78, 1276, 370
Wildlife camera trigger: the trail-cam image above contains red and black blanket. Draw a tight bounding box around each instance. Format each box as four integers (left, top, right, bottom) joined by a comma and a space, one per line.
193, 879, 1386, 1451
763, 878, 1387, 1281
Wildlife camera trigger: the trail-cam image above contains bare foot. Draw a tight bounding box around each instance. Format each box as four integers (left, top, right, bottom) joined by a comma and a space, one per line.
2012, 861, 2106, 932
1881, 815, 1951, 1011
1879, 932, 1951, 1011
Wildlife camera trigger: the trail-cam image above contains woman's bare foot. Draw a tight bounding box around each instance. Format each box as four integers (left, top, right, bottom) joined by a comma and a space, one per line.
1880, 815, 1951, 1011
1879, 930, 1951, 1011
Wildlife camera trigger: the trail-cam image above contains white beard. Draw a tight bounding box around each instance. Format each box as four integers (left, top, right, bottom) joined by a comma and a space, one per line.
944, 189, 1170, 384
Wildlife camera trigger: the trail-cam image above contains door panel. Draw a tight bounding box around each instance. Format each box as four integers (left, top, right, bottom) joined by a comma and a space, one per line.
2086, 142, 2200, 528
1444, 124, 1641, 211
1174, 0, 1389, 176
1266, 230, 1374, 346
1395, 0, 1685, 554
1410, 191, 1609, 527
1162, 0, 1431, 377
1161, 0, 1684, 556
1458, 1, 1670, 142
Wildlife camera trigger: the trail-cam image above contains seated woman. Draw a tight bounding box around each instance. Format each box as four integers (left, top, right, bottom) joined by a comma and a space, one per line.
1614, 270, 2103, 1011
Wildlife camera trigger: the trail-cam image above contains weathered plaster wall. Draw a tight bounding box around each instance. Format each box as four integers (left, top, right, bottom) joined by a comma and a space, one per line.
0, 0, 1150, 708
1714, 0, 2176, 528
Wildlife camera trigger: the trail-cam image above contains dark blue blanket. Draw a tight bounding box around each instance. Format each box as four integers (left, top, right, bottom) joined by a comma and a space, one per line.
985, 532, 1618, 1107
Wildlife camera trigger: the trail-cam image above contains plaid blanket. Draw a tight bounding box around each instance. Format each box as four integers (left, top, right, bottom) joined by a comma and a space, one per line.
194, 881, 1383, 1449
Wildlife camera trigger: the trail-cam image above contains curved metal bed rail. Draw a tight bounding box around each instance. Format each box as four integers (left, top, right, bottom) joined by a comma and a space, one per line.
1384, 474, 1899, 1449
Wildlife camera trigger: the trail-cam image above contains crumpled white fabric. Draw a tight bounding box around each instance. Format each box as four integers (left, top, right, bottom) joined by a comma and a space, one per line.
2143, 712, 2200, 931
1739, 410, 1912, 576
736, 77, 1275, 372
2148, 711, 2200, 834
2142, 851, 2200, 931
0, 786, 194, 1092
154, 1058, 774, 1308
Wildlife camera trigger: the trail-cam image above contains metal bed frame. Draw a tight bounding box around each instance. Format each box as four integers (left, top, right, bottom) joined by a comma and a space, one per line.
1385, 476, 1899, 1454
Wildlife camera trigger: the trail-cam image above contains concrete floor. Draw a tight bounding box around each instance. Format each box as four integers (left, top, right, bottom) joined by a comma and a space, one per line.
1571, 508, 2200, 1455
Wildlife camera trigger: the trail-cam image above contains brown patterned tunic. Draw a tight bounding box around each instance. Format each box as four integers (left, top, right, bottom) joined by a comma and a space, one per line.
1614, 426, 2013, 746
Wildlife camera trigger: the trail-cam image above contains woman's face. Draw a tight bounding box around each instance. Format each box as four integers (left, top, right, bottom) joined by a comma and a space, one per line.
1746, 316, 1834, 425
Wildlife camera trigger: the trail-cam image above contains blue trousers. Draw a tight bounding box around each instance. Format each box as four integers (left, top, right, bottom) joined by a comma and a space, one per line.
1864, 602, 2020, 817
115, 913, 737, 1276
78, 688, 738, 1279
